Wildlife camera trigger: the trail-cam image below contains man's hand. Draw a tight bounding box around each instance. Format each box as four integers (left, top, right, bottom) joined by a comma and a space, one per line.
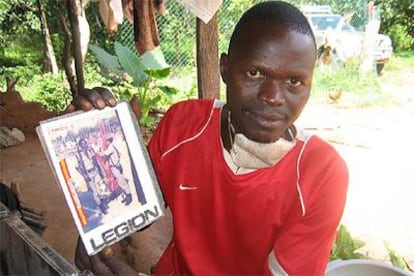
66, 87, 142, 120
75, 237, 137, 275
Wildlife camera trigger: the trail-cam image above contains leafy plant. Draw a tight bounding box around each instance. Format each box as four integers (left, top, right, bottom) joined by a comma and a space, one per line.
330, 224, 367, 260
31, 72, 72, 111
89, 42, 178, 127
330, 225, 414, 272
1, 65, 42, 91
384, 241, 413, 272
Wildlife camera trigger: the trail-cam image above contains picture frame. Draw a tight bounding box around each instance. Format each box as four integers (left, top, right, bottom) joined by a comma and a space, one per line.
36, 101, 164, 255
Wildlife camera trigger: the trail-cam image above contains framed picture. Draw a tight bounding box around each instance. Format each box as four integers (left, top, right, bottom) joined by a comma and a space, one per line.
37, 102, 164, 255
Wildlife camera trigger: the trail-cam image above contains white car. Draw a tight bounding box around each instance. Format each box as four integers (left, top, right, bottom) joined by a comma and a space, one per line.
302, 5, 393, 74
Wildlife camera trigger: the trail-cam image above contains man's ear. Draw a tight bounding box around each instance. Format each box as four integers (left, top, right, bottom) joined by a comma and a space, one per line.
220, 53, 229, 84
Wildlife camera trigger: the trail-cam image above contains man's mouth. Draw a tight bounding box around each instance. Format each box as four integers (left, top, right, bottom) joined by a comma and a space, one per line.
244, 109, 285, 129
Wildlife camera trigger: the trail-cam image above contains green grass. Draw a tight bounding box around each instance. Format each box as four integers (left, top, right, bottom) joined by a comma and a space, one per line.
0, 36, 43, 67
309, 55, 410, 108
384, 51, 414, 72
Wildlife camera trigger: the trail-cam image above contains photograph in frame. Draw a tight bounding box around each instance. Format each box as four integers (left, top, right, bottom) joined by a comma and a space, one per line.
36, 102, 164, 255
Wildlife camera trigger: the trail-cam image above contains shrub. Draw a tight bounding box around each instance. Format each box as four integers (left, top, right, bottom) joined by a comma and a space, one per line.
30, 72, 72, 112
388, 24, 414, 52
89, 42, 178, 127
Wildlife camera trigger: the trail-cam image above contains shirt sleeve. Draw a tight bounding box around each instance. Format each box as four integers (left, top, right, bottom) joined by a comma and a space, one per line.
273, 139, 349, 275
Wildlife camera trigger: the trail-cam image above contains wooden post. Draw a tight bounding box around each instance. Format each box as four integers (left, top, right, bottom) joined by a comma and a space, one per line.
196, 14, 220, 99
67, 0, 85, 97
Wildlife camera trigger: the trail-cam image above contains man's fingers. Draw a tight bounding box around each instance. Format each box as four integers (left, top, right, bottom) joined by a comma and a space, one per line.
75, 238, 114, 275
99, 254, 137, 275
75, 240, 136, 275
89, 254, 114, 275
74, 237, 91, 272
80, 88, 107, 109
63, 103, 75, 114
93, 87, 117, 107
72, 87, 117, 111
72, 95, 94, 111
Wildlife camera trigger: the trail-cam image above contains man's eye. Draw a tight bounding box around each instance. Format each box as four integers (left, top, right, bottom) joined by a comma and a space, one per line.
246, 70, 264, 79
285, 78, 302, 87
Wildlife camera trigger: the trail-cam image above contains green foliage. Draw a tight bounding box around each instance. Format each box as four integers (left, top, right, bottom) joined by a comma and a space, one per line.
0, 36, 43, 67
1, 65, 42, 91
0, 0, 41, 37
115, 43, 148, 86
83, 55, 110, 87
385, 51, 414, 72
0, 0, 44, 66
330, 226, 413, 272
219, 0, 256, 53
89, 42, 178, 126
376, 0, 414, 52
0, 0, 65, 67
330, 225, 367, 260
384, 241, 410, 271
160, 65, 198, 103
387, 24, 414, 52
31, 72, 72, 111
157, 1, 196, 66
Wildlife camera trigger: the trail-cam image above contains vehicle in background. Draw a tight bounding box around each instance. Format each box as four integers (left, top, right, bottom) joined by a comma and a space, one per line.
301, 5, 393, 74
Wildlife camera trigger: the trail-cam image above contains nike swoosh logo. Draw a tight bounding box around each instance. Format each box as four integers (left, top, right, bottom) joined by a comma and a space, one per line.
179, 184, 198, 191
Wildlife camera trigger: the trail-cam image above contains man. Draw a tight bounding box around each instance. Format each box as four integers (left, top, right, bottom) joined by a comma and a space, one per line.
101, 137, 133, 205
75, 138, 109, 214
73, 1, 348, 275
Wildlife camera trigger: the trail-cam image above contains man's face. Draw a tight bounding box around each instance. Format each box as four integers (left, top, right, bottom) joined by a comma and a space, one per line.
79, 140, 88, 151
220, 23, 316, 143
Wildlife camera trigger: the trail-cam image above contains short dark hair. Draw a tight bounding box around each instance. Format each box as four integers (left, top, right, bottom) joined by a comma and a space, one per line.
228, 1, 315, 52
78, 138, 87, 146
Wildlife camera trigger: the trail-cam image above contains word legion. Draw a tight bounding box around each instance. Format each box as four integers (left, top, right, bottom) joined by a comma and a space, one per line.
89, 205, 160, 252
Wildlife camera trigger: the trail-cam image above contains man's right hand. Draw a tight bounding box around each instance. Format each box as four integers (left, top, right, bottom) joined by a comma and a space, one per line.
75, 237, 137, 275
66, 87, 142, 121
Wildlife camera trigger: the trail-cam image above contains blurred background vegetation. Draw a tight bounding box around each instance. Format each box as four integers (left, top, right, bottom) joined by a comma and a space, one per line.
0, 0, 413, 116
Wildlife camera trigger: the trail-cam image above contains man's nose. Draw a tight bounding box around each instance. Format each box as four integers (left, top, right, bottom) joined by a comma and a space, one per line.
257, 79, 286, 106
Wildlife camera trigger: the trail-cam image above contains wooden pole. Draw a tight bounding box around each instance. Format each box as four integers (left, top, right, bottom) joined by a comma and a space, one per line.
59, 16, 77, 96
67, 0, 84, 97
196, 14, 220, 99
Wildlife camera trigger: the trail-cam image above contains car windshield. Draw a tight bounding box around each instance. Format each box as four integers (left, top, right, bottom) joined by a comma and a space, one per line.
341, 24, 354, 31
310, 15, 341, 30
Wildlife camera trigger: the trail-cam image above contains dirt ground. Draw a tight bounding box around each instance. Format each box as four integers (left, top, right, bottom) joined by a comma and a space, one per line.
1, 68, 414, 272
298, 102, 414, 268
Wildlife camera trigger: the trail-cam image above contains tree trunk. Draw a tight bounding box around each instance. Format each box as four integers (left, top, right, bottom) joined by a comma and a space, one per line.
59, 15, 77, 96
196, 14, 220, 99
37, 0, 59, 75
67, 0, 90, 96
